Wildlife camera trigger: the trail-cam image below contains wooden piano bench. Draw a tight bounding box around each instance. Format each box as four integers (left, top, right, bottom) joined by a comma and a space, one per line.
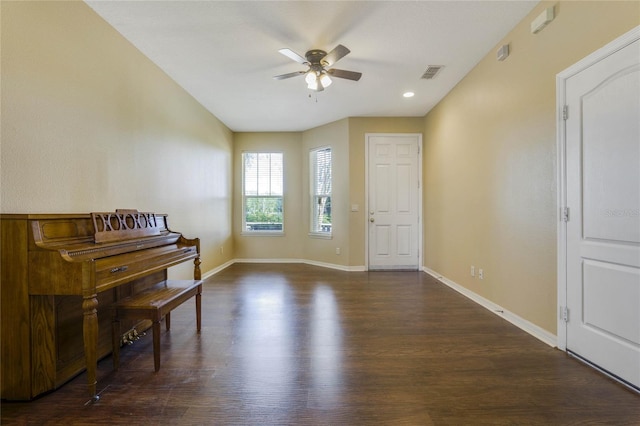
111, 279, 202, 372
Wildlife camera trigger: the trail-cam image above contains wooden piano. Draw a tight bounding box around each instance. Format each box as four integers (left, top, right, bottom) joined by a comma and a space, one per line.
0, 210, 201, 401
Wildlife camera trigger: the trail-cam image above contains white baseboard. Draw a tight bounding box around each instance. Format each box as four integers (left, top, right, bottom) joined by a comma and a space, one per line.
201, 259, 235, 280
233, 258, 304, 264
423, 267, 557, 348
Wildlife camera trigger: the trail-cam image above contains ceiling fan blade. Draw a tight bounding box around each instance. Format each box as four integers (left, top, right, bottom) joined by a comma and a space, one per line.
322, 44, 350, 66
278, 48, 308, 64
327, 68, 362, 81
273, 71, 306, 80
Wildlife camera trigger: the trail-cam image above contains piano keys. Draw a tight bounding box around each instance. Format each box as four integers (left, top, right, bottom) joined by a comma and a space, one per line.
0, 210, 200, 401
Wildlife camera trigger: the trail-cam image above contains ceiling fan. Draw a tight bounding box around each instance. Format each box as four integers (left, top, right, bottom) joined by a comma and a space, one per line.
273, 44, 362, 91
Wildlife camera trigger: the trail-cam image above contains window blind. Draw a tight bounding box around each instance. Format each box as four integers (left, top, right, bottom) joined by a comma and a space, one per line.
244, 153, 283, 196
311, 147, 332, 234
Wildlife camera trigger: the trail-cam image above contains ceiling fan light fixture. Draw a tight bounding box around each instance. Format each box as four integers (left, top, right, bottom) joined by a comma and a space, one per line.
320, 73, 332, 88
307, 78, 318, 91
305, 71, 317, 85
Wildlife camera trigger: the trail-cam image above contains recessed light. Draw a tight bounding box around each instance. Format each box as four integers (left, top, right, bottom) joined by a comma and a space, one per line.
403, 92, 415, 98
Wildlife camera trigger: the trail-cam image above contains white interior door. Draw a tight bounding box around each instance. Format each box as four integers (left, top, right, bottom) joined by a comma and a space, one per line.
367, 134, 421, 270
563, 33, 640, 390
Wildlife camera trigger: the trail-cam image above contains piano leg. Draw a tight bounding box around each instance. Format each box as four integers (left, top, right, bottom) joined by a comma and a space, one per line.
196, 288, 202, 332
82, 294, 100, 402
152, 320, 161, 372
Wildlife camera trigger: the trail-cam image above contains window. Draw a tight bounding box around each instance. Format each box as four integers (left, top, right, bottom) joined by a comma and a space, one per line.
243, 152, 283, 233
310, 147, 332, 236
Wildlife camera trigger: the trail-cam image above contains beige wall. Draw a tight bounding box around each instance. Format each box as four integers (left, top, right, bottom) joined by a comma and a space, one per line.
423, 1, 640, 334
232, 132, 304, 259
0, 1, 234, 277
302, 119, 350, 267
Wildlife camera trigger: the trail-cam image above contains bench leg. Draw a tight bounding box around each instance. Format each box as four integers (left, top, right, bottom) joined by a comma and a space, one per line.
196, 291, 202, 333
165, 312, 171, 331
153, 320, 161, 372
112, 317, 121, 370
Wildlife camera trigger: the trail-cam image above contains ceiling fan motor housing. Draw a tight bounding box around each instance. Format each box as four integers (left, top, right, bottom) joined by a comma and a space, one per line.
306, 49, 328, 66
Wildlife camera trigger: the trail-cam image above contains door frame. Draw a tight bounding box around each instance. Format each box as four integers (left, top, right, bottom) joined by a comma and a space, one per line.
556, 25, 640, 351
365, 133, 423, 271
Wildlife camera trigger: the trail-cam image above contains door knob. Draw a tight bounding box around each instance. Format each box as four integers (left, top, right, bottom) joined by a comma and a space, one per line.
370, 218, 375, 222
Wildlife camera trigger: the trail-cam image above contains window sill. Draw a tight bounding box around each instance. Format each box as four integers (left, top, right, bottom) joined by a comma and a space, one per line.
241, 231, 285, 237
308, 232, 332, 240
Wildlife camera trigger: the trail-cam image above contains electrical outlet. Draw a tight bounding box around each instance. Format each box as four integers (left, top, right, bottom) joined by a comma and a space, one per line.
336, 247, 341, 255
470, 266, 475, 277
220, 246, 224, 254
479, 269, 484, 280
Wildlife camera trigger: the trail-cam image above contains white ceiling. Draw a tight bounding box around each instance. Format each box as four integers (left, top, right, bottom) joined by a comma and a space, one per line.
85, 1, 538, 132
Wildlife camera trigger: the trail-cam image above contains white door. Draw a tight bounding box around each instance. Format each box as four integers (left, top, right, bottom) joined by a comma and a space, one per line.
367, 134, 421, 270
563, 32, 640, 390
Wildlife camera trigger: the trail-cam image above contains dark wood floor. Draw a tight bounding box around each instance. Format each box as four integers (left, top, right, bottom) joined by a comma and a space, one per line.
2, 263, 638, 425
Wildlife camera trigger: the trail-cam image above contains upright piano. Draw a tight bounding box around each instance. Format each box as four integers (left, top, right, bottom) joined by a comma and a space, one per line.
1, 210, 201, 401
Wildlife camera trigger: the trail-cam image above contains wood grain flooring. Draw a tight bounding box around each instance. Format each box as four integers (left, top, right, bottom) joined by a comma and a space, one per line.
2, 263, 638, 425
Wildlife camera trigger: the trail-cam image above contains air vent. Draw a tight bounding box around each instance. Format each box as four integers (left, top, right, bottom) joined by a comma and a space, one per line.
421, 65, 444, 80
